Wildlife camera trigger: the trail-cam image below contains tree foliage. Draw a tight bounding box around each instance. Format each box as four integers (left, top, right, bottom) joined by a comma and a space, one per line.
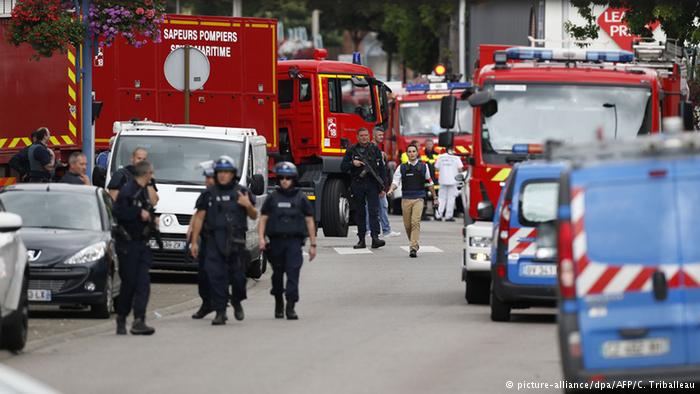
566, 0, 700, 45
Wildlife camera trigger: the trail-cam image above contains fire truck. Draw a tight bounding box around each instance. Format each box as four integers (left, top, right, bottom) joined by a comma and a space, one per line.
0, 14, 390, 237
443, 41, 693, 304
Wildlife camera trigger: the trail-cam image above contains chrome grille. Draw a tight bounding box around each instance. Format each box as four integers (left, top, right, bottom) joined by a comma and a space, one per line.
28, 279, 66, 292
175, 214, 192, 226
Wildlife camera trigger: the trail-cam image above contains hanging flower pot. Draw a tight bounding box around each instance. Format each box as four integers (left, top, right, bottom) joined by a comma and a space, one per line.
89, 0, 166, 48
8, 0, 84, 58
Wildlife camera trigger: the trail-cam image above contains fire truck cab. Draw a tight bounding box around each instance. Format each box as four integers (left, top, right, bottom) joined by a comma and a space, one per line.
446, 42, 691, 305
275, 56, 390, 237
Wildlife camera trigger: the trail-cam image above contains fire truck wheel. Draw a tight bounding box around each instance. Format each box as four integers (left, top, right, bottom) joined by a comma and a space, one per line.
321, 178, 349, 237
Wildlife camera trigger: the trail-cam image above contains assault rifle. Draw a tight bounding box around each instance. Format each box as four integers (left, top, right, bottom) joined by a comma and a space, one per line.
355, 150, 385, 189
140, 191, 163, 250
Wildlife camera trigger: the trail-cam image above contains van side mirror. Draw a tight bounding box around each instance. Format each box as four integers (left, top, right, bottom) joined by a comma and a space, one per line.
438, 131, 454, 149
249, 174, 265, 196
680, 101, 695, 131
476, 201, 494, 221
468, 91, 498, 117
534, 221, 557, 261
440, 95, 457, 129
0, 212, 22, 233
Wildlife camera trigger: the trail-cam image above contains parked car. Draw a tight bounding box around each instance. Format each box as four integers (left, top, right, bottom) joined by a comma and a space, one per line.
486, 161, 563, 322
0, 184, 120, 319
548, 134, 700, 390
0, 206, 29, 353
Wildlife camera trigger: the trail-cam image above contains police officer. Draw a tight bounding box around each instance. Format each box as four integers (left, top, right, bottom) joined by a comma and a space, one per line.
341, 128, 386, 249
27, 127, 55, 183
113, 160, 157, 335
189, 161, 216, 320
189, 156, 258, 325
107, 147, 159, 206
258, 162, 316, 320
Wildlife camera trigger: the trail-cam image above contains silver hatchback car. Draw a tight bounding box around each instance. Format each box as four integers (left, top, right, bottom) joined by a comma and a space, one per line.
0, 205, 29, 353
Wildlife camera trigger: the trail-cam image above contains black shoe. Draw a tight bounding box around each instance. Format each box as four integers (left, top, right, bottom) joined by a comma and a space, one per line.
353, 239, 366, 249
286, 301, 298, 320
191, 304, 213, 319
409, 249, 417, 258
232, 301, 245, 321
275, 296, 284, 319
445, 218, 455, 222
371, 238, 386, 249
212, 311, 227, 325
116, 315, 127, 335
130, 318, 155, 335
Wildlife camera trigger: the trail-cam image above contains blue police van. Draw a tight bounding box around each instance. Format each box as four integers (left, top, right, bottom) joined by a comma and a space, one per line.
486, 161, 564, 322
547, 134, 700, 390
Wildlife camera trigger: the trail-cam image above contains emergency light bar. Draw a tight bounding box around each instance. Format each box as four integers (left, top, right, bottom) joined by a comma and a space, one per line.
405, 81, 472, 92
512, 144, 544, 154
502, 47, 634, 63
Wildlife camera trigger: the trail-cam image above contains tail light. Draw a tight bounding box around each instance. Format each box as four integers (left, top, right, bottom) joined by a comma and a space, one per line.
496, 200, 511, 278
568, 331, 581, 358
557, 220, 576, 299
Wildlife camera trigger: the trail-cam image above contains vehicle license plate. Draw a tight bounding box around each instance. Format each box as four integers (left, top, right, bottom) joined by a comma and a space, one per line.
602, 338, 670, 359
149, 240, 186, 250
521, 264, 557, 277
27, 289, 52, 301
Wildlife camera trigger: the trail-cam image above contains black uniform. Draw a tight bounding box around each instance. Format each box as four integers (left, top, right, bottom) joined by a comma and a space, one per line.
262, 187, 313, 303
193, 192, 210, 310
113, 179, 153, 321
27, 143, 52, 182
107, 165, 158, 193
196, 183, 255, 313
60, 171, 86, 185
340, 142, 386, 238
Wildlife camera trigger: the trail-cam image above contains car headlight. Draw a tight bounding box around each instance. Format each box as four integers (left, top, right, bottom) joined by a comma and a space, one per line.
64, 242, 106, 265
469, 236, 491, 249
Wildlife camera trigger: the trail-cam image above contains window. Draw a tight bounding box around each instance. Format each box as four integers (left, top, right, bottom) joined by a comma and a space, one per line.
278, 79, 293, 105
519, 181, 558, 226
102, 190, 114, 226
299, 79, 311, 102
327, 77, 375, 122
328, 79, 339, 113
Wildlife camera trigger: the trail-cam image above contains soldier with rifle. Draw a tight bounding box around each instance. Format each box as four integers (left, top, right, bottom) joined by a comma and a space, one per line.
341, 128, 386, 249
189, 156, 258, 325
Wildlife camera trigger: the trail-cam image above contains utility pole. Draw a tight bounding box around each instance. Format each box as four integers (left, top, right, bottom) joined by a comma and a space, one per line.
232, 0, 242, 17
459, 0, 466, 82
81, 0, 94, 175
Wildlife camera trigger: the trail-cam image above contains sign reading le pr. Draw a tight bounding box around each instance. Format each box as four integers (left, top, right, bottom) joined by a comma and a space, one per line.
597, 8, 660, 51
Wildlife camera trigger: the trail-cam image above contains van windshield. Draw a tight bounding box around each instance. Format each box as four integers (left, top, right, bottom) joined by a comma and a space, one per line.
520, 181, 558, 226
400, 99, 472, 136
111, 136, 245, 185
480, 83, 652, 158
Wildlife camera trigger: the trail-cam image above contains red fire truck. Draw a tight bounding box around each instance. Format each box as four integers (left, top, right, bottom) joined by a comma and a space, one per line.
0, 14, 389, 236
444, 42, 693, 304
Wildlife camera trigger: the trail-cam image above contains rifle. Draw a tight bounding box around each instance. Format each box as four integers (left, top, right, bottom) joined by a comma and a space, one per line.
355, 149, 385, 189
139, 190, 163, 250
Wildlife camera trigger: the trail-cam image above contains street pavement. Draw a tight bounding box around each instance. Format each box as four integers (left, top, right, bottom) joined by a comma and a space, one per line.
1, 216, 561, 394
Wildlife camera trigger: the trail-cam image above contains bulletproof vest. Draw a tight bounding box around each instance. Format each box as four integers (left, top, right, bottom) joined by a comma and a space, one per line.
204, 183, 248, 255
350, 143, 380, 178
265, 189, 307, 238
400, 162, 427, 199
28, 144, 48, 173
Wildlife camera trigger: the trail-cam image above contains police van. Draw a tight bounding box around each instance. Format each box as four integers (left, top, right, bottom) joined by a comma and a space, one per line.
545, 134, 700, 388
107, 121, 268, 271
487, 161, 563, 322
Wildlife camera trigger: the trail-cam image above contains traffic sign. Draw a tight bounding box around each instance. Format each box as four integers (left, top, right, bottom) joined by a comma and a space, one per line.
163, 46, 210, 92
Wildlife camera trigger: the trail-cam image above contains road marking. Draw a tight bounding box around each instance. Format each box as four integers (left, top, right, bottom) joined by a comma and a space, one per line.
400, 246, 443, 253
333, 247, 373, 255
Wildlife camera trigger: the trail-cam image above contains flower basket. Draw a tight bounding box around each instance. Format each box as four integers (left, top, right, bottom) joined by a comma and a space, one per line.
8, 0, 84, 58
89, 0, 165, 48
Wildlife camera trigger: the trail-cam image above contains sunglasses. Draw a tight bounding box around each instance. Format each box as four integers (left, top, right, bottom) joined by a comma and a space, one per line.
278, 176, 294, 181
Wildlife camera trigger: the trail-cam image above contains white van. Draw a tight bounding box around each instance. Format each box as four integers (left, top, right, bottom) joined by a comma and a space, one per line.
107, 121, 268, 271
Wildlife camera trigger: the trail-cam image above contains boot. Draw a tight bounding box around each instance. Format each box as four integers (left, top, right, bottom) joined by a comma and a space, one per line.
286, 301, 298, 320
191, 304, 213, 319
130, 318, 155, 335
232, 301, 245, 321
116, 315, 127, 335
274, 296, 285, 319
371, 237, 386, 249
353, 238, 366, 249
211, 311, 227, 325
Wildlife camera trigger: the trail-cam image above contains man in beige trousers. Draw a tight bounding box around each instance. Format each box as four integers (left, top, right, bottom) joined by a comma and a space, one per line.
388, 144, 437, 258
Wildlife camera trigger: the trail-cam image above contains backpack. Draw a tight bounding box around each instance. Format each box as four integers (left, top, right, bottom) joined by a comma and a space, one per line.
8, 147, 31, 181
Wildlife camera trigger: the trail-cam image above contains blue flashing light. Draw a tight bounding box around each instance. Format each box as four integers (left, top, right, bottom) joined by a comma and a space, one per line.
405, 81, 472, 92
352, 51, 362, 65
512, 144, 529, 154
406, 83, 430, 92
585, 50, 634, 63
447, 82, 472, 90
505, 47, 553, 61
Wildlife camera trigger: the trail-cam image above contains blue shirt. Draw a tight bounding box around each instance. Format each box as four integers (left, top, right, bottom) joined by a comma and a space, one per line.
95, 151, 110, 169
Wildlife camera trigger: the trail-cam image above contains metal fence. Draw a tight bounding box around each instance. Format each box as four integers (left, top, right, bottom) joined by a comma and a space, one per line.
1, 0, 16, 17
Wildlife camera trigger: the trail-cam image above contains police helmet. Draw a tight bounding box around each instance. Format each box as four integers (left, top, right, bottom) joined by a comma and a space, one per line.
274, 161, 298, 178
213, 156, 237, 173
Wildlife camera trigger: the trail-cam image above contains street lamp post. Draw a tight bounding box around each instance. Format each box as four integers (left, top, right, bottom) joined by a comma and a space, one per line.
81, 0, 94, 176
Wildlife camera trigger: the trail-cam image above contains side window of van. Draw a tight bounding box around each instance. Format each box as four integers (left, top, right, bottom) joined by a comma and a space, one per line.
299, 79, 311, 102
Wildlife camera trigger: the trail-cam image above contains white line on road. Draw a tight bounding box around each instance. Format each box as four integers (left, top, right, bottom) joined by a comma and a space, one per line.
333, 247, 374, 255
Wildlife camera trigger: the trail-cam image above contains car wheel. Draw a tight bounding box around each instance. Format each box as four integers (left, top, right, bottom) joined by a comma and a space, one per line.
465, 272, 489, 305
490, 291, 511, 322
90, 275, 113, 319
1, 274, 29, 353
